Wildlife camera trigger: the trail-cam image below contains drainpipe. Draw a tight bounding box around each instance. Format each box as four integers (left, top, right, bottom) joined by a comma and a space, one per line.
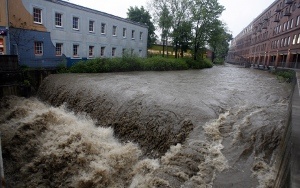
5, 0, 10, 55
296, 53, 298, 69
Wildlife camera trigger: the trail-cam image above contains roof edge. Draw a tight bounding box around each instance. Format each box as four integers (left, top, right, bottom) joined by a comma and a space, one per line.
46, 0, 149, 28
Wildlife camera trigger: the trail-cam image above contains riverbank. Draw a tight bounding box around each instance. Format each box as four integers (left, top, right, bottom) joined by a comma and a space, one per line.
274, 70, 300, 188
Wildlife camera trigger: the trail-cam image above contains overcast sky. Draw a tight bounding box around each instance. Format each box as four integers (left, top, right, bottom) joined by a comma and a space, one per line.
68, 0, 276, 37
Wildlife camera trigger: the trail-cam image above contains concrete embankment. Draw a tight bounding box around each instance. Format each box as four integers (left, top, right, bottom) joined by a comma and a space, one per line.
274, 71, 300, 188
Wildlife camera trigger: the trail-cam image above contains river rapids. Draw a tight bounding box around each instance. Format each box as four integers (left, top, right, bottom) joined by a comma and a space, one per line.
0, 64, 292, 187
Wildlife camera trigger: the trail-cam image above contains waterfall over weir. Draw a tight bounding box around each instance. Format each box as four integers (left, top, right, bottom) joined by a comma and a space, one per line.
0, 65, 292, 187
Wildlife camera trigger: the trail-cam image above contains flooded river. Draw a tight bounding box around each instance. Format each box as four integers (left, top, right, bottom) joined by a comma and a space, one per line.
0, 64, 292, 187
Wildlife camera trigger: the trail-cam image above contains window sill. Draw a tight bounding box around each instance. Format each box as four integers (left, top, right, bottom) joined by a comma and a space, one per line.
72, 56, 81, 59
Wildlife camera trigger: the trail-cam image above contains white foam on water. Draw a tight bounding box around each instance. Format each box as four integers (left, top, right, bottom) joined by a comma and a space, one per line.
252, 158, 276, 188
161, 143, 182, 164
184, 111, 230, 186
0, 97, 159, 187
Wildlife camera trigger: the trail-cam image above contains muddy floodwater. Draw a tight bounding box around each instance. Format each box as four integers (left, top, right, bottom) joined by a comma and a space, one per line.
0, 64, 292, 187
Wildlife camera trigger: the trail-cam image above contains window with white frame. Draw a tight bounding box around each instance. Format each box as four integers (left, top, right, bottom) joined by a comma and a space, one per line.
297, 34, 300, 44
140, 32, 143, 40
287, 36, 291, 46
279, 25, 282, 33
89, 20, 94, 32
297, 16, 300, 26
73, 17, 79, 30
131, 30, 135, 39
34, 41, 43, 55
112, 26, 117, 36
100, 47, 105, 56
101, 23, 106, 34
112, 47, 116, 57
290, 19, 294, 29
89, 46, 94, 57
123, 28, 127, 38
56, 43, 63, 56
73, 44, 79, 57
293, 34, 297, 45
33, 7, 42, 24
55, 12, 62, 27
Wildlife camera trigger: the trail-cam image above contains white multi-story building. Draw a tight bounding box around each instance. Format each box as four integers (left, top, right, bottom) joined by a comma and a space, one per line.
0, 0, 148, 67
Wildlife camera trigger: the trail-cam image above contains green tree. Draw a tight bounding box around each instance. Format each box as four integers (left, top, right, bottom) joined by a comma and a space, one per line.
158, 3, 173, 57
190, 0, 224, 60
169, 0, 192, 58
173, 20, 192, 58
208, 21, 232, 63
127, 6, 156, 47
149, 0, 226, 60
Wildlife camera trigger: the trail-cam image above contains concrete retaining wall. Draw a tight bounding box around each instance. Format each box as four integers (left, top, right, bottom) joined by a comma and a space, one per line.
274, 71, 300, 188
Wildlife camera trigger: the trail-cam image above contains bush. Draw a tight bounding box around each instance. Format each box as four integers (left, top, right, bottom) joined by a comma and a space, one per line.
120, 54, 143, 71
66, 56, 214, 73
57, 63, 69, 73
68, 56, 143, 73
143, 56, 188, 71
213, 58, 224, 65
185, 58, 213, 69
274, 70, 295, 83
69, 61, 89, 73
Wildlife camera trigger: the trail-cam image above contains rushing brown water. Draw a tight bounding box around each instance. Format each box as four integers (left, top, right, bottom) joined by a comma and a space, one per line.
0, 64, 292, 187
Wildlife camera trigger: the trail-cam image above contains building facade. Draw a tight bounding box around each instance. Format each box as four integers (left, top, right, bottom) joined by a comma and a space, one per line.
227, 0, 300, 69
0, 0, 148, 68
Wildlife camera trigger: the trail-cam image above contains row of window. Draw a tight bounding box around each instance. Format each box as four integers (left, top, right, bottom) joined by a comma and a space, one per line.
251, 43, 267, 53
271, 33, 300, 49
273, 15, 300, 35
34, 42, 142, 58
33, 7, 144, 40
274, 1, 299, 21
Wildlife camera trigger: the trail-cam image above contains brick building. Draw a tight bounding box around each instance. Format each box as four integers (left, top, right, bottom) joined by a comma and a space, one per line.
227, 0, 300, 68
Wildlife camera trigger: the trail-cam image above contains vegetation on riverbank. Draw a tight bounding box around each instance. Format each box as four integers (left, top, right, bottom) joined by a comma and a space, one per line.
273, 69, 295, 83
58, 55, 213, 73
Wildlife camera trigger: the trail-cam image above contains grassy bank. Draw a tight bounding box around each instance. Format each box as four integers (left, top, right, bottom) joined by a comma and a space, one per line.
58, 56, 213, 73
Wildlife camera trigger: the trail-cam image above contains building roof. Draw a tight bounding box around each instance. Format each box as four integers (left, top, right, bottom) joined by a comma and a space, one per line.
46, 0, 149, 28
